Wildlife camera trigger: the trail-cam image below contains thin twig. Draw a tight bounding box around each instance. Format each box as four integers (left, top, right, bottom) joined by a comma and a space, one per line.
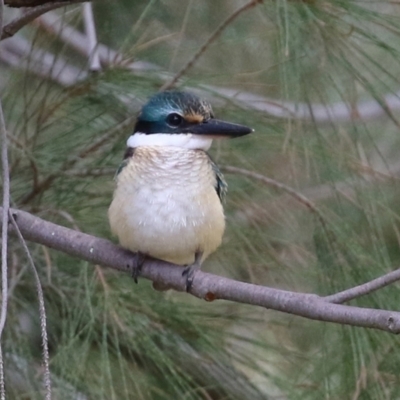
222, 165, 329, 229
5, 0, 77, 7
0, 0, 86, 40
64, 167, 115, 177
160, 0, 262, 91
324, 267, 400, 304
9, 212, 52, 399
0, 102, 8, 391
0, 0, 10, 400
223, 167, 400, 303
3, 206, 400, 334
82, 2, 100, 71
0, 1, 8, 398
167, 0, 193, 72
221, 166, 344, 266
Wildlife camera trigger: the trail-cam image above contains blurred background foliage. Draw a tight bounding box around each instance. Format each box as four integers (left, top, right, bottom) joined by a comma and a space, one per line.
2, 0, 400, 398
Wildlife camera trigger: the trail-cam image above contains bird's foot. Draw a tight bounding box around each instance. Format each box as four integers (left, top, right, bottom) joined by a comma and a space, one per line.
182, 251, 203, 292
8, 211, 17, 224
128, 251, 146, 284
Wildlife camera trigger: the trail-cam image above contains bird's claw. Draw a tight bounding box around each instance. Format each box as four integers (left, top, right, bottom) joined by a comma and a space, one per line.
182, 251, 203, 292
182, 266, 195, 292
128, 252, 146, 284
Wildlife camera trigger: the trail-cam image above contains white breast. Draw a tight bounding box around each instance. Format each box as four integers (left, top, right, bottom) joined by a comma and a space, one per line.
108, 146, 225, 265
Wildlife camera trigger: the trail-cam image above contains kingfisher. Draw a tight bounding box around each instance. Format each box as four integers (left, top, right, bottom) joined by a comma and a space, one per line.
108, 91, 253, 290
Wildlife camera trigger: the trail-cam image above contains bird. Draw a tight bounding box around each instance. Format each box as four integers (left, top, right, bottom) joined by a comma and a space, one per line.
108, 90, 253, 290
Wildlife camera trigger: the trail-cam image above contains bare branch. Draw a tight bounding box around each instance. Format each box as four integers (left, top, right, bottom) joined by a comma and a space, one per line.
160, 0, 262, 91
3, 206, 400, 334
0, 103, 7, 400
1, 0, 86, 40
82, 2, 100, 71
64, 167, 115, 177
0, 0, 8, 337
5, 0, 77, 7
324, 267, 400, 304
0, 1, 9, 397
223, 167, 400, 304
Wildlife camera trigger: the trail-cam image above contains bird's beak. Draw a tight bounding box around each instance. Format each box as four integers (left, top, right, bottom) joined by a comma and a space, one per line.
184, 119, 253, 138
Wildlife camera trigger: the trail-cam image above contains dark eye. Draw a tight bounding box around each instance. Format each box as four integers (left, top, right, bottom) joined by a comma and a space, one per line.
166, 113, 183, 127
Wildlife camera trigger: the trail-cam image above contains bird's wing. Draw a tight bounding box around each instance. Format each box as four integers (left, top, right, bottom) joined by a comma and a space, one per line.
207, 154, 227, 204
115, 147, 135, 177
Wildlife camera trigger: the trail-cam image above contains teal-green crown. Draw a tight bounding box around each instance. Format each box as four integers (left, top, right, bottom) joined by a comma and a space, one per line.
133, 91, 253, 138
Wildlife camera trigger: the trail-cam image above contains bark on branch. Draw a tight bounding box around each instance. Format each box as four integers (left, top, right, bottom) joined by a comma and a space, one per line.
3, 206, 400, 334
5, 0, 75, 7
1, 0, 86, 40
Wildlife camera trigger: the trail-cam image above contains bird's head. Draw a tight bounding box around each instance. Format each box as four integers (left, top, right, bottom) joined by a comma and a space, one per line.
127, 91, 253, 150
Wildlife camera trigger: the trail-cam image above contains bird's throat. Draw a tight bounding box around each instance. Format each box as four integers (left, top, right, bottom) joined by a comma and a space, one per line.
127, 132, 213, 151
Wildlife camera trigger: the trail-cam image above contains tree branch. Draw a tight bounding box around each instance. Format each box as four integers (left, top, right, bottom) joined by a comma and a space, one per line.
1, 0, 86, 40
4, 206, 400, 334
0, 2, 10, 397
0, 0, 8, 341
5, 0, 76, 7
82, 1, 100, 71
324, 267, 400, 304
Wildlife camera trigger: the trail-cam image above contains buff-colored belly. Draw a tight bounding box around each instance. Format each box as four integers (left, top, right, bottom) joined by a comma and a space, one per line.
108, 146, 225, 265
